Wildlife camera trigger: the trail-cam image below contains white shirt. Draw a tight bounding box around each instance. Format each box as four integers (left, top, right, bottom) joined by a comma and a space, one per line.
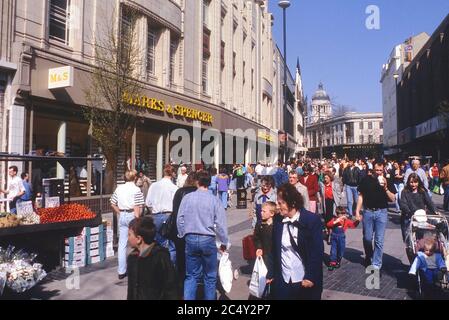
146, 177, 178, 213
255, 164, 264, 176
6, 176, 25, 200
333, 164, 340, 177
177, 174, 188, 188
281, 212, 305, 284
110, 182, 144, 210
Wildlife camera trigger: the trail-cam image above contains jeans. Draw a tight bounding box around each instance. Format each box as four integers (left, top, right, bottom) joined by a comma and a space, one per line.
218, 191, 228, 209
153, 213, 176, 264
444, 185, 449, 211
362, 209, 388, 269
184, 234, 218, 300
330, 232, 346, 263
209, 188, 217, 196
345, 185, 358, 217
394, 183, 404, 212
118, 211, 135, 275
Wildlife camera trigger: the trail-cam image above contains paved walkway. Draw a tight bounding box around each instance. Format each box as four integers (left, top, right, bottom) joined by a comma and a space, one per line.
2, 194, 448, 300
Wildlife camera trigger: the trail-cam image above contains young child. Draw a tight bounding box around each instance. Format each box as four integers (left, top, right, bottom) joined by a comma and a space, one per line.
127, 216, 179, 300
409, 237, 447, 286
253, 201, 276, 274
326, 206, 359, 271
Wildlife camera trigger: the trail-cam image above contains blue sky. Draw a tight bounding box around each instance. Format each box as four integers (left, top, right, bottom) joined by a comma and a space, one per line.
269, 0, 449, 112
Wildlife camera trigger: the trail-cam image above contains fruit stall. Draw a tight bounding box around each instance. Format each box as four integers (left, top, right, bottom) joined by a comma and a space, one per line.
0, 154, 104, 296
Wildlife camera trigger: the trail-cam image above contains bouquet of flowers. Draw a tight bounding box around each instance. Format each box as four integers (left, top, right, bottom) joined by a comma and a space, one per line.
0, 246, 46, 295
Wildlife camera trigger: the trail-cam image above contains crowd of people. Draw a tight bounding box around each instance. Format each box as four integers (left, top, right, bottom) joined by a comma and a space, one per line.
110, 156, 449, 300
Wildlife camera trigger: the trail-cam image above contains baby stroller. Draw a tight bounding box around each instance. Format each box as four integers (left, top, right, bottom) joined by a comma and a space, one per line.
406, 210, 449, 298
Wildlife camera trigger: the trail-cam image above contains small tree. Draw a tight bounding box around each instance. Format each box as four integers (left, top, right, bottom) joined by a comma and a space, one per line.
83, 6, 143, 193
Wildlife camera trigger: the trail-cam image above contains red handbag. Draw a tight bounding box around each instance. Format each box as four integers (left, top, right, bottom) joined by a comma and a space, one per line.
242, 234, 257, 260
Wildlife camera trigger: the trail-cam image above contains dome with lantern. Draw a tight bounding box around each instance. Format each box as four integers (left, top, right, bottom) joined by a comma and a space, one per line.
310, 82, 332, 123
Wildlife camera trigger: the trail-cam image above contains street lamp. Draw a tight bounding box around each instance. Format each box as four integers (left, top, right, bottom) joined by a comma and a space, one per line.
279, 0, 290, 164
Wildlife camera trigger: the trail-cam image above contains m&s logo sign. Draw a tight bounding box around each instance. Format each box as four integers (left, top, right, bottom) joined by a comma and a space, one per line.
48, 66, 74, 89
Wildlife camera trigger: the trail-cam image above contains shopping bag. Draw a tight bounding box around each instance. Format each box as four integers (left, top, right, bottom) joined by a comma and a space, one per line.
249, 257, 268, 298
441, 184, 445, 195
242, 235, 256, 260
433, 185, 440, 194
219, 252, 233, 293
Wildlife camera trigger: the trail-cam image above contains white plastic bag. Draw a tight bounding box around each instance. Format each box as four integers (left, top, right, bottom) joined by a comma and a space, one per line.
219, 252, 233, 293
249, 257, 268, 298
440, 184, 445, 195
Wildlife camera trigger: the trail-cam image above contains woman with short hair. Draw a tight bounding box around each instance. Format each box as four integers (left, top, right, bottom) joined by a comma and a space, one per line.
267, 183, 324, 300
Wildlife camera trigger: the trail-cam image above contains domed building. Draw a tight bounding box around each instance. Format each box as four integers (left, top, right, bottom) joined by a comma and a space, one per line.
310, 82, 332, 124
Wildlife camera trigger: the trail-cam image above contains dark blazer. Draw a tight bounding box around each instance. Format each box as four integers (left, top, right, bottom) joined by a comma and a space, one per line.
268, 208, 324, 300
127, 244, 179, 300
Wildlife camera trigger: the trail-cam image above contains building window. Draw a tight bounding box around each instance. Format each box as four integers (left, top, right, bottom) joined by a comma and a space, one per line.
380, 122, 383, 129
359, 122, 364, 130
233, 52, 236, 77
251, 68, 254, 90
202, 57, 208, 94
368, 135, 373, 143
203, 0, 210, 28
221, 41, 225, 69
147, 27, 157, 77
380, 135, 383, 143
170, 38, 178, 84
49, 0, 70, 45
368, 122, 373, 130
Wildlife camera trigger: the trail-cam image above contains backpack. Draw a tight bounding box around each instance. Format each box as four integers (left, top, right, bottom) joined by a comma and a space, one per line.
236, 168, 244, 177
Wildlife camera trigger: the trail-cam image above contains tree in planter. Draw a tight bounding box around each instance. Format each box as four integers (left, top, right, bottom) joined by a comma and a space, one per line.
83, 6, 144, 194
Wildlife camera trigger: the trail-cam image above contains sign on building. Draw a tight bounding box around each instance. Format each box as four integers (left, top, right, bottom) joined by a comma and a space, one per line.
48, 66, 74, 89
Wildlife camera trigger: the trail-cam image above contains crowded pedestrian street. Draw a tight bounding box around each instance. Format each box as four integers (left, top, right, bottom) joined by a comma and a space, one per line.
6, 192, 446, 301
1, 0, 448, 304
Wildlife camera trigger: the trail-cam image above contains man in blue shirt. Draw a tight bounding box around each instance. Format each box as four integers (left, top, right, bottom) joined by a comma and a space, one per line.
177, 171, 229, 300
20, 172, 33, 201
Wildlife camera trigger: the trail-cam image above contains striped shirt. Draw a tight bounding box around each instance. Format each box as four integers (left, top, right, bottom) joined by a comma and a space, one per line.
110, 182, 145, 210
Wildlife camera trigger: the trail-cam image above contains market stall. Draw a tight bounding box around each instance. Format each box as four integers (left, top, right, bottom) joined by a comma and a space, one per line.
0, 154, 105, 296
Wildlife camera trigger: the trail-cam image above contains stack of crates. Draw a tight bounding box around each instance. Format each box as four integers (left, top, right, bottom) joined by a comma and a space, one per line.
64, 235, 86, 268
84, 225, 105, 265
63, 219, 115, 268
103, 220, 114, 258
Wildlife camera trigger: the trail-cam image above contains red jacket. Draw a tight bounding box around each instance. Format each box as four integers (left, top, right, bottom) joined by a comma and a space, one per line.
299, 174, 320, 202
326, 217, 359, 232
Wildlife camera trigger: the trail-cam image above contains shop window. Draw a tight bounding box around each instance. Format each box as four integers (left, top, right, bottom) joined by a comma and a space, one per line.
49, 0, 70, 45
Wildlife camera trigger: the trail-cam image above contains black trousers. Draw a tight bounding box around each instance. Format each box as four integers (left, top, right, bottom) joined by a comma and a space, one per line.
274, 279, 322, 300
324, 198, 334, 225
174, 236, 186, 295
